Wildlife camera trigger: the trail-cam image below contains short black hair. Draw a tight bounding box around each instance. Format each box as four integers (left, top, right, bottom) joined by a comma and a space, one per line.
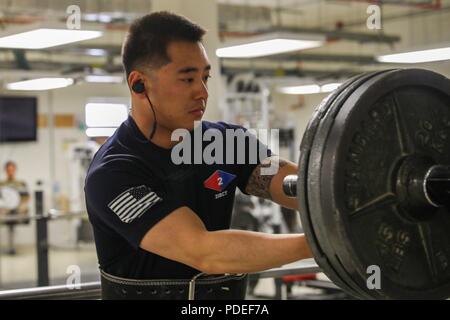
122, 11, 206, 79
4, 161, 16, 169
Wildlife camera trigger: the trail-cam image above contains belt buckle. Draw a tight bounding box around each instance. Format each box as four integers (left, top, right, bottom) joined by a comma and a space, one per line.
188, 272, 206, 300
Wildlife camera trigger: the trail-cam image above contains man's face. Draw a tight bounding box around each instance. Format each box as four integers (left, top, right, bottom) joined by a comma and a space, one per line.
146, 41, 211, 131
5, 164, 16, 180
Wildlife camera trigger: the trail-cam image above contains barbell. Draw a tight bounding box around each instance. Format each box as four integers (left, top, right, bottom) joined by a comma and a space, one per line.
282, 68, 450, 299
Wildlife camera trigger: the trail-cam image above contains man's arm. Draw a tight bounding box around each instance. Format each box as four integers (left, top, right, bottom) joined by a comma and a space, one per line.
245, 156, 298, 210
140, 206, 312, 274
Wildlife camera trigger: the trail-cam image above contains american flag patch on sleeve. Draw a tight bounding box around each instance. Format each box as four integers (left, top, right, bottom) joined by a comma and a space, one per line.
108, 185, 162, 223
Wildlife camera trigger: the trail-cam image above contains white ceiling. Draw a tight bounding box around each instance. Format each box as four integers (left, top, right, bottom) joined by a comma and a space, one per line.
0, 0, 449, 81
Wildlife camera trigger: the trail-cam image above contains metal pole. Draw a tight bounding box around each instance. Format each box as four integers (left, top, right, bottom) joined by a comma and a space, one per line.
35, 186, 49, 287
47, 91, 56, 208
0, 216, 2, 288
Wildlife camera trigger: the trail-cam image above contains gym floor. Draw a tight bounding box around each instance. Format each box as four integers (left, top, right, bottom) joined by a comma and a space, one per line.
0, 243, 99, 289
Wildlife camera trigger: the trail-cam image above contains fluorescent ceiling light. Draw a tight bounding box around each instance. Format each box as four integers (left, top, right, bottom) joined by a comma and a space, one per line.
0, 28, 102, 49
6, 78, 74, 91
85, 49, 108, 56
83, 12, 125, 23
377, 46, 450, 63
85, 75, 123, 83
85, 103, 128, 127
321, 82, 342, 93
278, 82, 342, 95
86, 128, 117, 138
98, 14, 113, 23
216, 32, 324, 58
278, 84, 321, 95
83, 13, 101, 22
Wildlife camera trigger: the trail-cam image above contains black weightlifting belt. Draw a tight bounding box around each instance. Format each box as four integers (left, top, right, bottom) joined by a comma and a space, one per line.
100, 269, 248, 300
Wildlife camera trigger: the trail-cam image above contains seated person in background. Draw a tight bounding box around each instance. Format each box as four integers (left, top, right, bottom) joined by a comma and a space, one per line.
0, 161, 30, 254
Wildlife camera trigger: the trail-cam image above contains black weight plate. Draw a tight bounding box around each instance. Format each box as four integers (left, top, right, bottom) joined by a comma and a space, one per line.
320, 69, 450, 299
297, 73, 366, 298
298, 70, 396, 298
302, 69, 398, 299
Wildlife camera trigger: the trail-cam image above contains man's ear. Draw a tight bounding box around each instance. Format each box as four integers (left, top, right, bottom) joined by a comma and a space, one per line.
128, 71, 142, 91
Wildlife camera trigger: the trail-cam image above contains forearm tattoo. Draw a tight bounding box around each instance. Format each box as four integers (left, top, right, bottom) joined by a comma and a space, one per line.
245, 156, 288, 200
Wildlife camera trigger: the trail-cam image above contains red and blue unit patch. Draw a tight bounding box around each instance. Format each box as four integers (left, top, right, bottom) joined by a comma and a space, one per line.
204, 170, 236, 192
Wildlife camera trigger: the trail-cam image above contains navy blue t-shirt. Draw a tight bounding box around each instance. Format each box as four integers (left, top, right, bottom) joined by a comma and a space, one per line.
84, 116, 271, 279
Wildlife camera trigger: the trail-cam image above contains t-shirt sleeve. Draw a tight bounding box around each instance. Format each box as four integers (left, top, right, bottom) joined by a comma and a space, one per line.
85, 167, 186, 250
217, 122, 272, 194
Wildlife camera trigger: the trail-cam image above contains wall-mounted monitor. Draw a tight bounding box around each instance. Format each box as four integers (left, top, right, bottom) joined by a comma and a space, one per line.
0, 96, 37, 142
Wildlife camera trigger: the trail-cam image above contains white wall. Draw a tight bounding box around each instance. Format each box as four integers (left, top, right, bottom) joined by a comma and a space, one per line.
0, 82, 130, 245
271, 92, 329, 161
